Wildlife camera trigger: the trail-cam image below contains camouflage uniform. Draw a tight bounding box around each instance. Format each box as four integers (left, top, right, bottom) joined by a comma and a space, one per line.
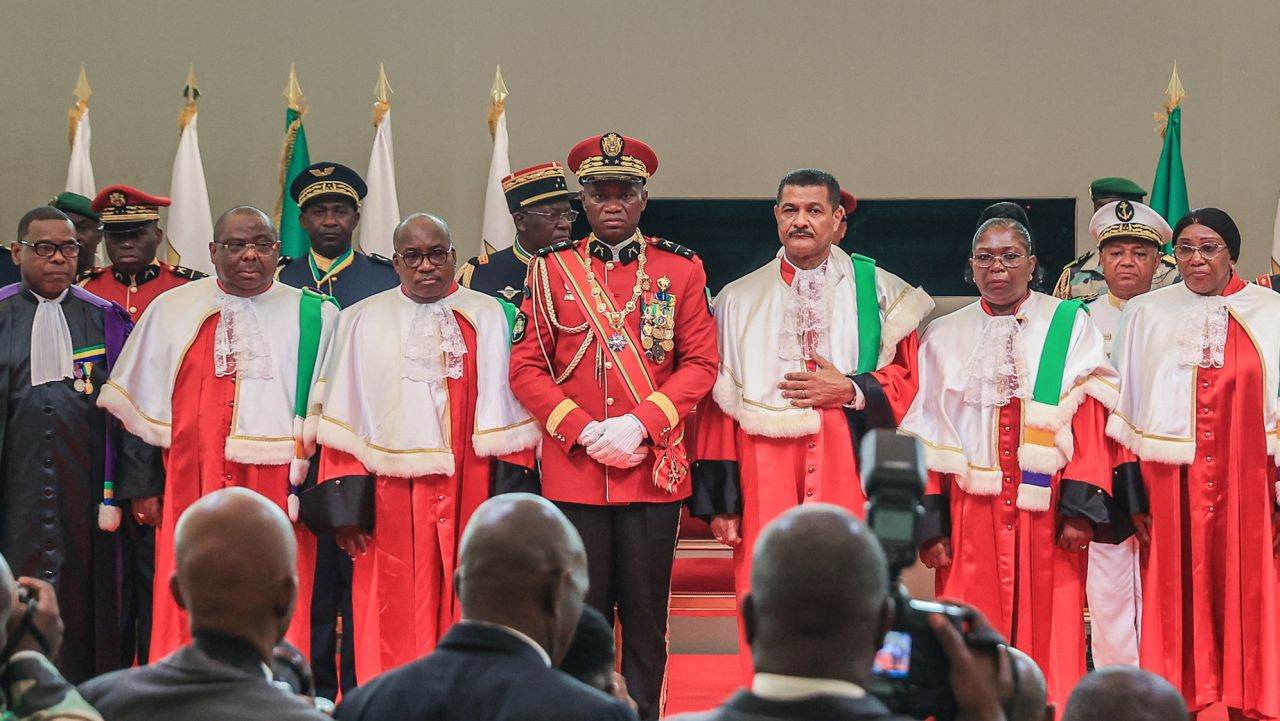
1053, 248, 1180, 300
1, 652, 102, 720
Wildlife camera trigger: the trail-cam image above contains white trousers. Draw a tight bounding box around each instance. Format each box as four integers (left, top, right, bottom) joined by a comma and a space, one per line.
1086, 536, 1142, 667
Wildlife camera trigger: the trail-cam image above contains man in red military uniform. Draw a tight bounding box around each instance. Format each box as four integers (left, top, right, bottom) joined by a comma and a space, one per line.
77, 184, 205, 667
79, 185, 206, 318
510, 132, 718, 720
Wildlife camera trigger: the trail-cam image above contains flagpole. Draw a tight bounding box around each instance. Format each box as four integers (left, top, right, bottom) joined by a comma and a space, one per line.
360, 63, 401, 258
165, 64, 215, 273
480, 66, 516, 254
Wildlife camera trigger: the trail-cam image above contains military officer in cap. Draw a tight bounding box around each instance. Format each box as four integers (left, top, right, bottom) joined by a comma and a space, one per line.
510, 132, 718, 720
1053, 177, 1178, 299
1082, 198, 1171, 670
80, 186, 206, 319
79, 185, 204, 666
51, 191, 104, 276
457, 162, 576, 302
278, 161, 398, 701
278, 161, 398, 308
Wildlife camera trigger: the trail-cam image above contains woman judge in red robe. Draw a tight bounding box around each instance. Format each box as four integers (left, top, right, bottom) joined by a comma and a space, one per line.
1107, 208, 1280, 721
900, 213, 1120, 705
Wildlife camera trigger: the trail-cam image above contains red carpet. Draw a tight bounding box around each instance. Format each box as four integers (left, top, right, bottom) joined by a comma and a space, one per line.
664, 654, 742, 717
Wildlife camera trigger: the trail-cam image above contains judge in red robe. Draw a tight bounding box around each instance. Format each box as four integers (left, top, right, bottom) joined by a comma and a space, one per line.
692, 170, 933, 678
1107, 208, 1280, 721
301, 214, 540, 682
901, 216, 1119, 705
97, 207, 337, 661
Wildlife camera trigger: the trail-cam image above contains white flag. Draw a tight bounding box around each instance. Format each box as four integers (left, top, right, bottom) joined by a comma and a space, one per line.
66, 106, 96, 198
360, 107, 400, 257
166, 111, 215, 274
1271, 193, 1280, 275
480, 73, 515, 253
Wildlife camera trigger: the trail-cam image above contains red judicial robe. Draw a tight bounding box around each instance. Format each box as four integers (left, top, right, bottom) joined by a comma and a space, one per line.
151, 314, 315, 661
1110, 275, 1280, 719
692, 253, 928, 680
928, 396, 1111, 705
316, 320, 486, 682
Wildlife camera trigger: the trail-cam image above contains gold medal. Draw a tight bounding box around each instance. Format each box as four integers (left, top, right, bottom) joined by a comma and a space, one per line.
660, 339, 674, 352
642, 335, 654, 349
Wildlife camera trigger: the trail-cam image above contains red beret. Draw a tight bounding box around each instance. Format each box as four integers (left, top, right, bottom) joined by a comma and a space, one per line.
567, 132, 657, 184
839, 190, 858, 219
92, 185, 170, 231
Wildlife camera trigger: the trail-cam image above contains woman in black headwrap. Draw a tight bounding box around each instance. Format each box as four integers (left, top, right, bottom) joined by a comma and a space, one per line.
1107, 206, 1280, 720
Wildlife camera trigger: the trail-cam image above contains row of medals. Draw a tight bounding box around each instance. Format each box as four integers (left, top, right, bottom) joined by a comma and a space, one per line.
641, 276, 675, 364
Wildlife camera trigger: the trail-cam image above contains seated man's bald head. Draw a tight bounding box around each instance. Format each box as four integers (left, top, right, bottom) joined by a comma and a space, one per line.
393, 212, 450, 251
1062, 667, 1188, 721
455, 494, 588, 665
171, 487, 298, 661
1000, 646, 1049, 721
746, 504, 891, 682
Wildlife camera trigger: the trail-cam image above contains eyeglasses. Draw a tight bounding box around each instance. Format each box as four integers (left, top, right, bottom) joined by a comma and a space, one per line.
396, 247, 454, 268
971, 252, 1026, 268
523, 209, 580, 224
215, 240, 279, 256
1173, 242, 1227, 260
19, 240, 81, 258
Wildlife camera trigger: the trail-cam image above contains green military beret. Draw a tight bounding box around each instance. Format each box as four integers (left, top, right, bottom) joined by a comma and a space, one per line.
49, 191, 99, 220
1089, 177, 1147, 202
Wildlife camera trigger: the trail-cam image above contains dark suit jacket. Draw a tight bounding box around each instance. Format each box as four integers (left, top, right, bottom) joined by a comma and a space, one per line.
79, 635, 328, 721
667, 689, 915, 721
335, 622, 636, 721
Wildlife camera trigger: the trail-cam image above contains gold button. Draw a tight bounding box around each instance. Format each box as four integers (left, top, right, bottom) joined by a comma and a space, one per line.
1206, 456, 1213, 463
1208, 505, 1215, 513
604, 361, 614, 370
807, 466, 816, 474
1202, 381, 1210, 388
606, 397, 615, 406
438, 495, 445, 501
1002, 425, 1011, 432
128, 306, 137, 314
1005, 499, 1012, 506
806, 490, 814, 497
439, 517, 446, 524
129, 286, 138, 293
1002, 449, 1011, 457
1207, 481, 1215, 488
807, 442, 816, 449
605, 261, 615, 270
1204, 431, 1212, 439
1006, 524, 1013, 530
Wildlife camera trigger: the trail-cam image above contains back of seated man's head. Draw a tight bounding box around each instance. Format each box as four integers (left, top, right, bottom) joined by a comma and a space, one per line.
455, 493, 589, 667
171, 487, 298, 664
560, 605, 617, 694
1062, 667, 1188, 721
744, 503, 891, 683
999, 645, 1051, 721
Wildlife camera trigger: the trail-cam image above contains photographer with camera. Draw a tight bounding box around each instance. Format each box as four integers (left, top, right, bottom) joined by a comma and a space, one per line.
0, 553, 103, 720
668, 502, 1007, 721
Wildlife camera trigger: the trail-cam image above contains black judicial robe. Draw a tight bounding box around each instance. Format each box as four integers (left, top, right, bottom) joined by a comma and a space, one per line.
0, 286, 160, 682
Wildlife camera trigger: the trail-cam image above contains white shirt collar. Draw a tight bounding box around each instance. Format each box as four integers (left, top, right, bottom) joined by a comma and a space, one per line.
462, 620, 552, 668
752, 672, 867, 701
30, 287, 69, 304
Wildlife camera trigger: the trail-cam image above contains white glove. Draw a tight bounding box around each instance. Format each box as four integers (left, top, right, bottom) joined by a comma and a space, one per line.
586, 414, 648, 468
578, 420, 604, 447
619, 446, 649, 469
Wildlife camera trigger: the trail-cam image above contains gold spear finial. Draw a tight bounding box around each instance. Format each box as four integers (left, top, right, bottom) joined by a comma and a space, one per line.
374, 62, 392, 104
1154, 61, 1186, 138
490, 65, 509, 105
487, 66, 508, 139
372, 63, 392, 126
73, 63, 92, 104
284, 63, 306, 111
183, 63, 200, 101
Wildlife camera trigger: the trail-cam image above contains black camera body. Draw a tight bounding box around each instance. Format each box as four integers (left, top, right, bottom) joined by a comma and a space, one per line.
861, 429, 966, 721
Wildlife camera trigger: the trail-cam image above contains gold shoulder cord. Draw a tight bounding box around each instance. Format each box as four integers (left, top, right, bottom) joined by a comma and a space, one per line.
533, 255, 595, 384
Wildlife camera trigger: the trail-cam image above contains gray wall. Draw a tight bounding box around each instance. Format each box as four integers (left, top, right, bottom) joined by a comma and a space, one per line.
3, 0, 1278, 276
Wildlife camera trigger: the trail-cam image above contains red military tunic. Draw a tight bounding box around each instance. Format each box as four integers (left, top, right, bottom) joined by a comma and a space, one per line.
151, 314, 315, 661
79, 262, 205, 319
316, 318, 490, 682
510, 235, 718, 504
